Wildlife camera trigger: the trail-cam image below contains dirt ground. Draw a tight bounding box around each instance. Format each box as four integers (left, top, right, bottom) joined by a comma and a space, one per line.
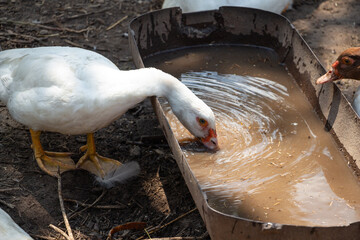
284, 0, 360, 101
0, 0, 359, 239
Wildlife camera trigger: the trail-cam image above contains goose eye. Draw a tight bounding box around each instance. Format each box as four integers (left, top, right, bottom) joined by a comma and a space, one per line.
198, 118, 208, 126
341, 57, 353, 65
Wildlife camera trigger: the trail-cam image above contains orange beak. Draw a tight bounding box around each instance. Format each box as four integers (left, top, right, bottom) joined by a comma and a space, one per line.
201, 128, 219, 150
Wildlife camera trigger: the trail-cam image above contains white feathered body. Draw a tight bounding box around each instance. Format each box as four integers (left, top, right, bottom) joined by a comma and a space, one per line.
0, 208, 33, 240
0, 47, 192, 135
162, 0, 293, 14
0, 46, 218, 187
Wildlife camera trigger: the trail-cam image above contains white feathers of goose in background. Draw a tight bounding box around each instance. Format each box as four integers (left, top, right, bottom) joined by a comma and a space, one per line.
0, 208, 33, 240
162, 0, 293, 14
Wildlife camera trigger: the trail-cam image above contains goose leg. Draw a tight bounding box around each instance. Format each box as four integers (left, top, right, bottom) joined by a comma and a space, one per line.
281, 2, 291, 13
76, 133, 121, 178
30, 129, 76, 176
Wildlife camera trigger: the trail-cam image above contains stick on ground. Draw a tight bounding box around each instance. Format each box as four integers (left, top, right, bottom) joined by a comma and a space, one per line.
57, 169, 74, 240
136, 208, 197, 240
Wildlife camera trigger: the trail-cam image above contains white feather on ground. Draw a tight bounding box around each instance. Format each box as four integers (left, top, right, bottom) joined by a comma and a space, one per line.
95, 161, 140, 189
0, 208, 33, 240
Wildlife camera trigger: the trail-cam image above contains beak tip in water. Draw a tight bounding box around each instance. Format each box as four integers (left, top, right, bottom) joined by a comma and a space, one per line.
202, 137, 220, 152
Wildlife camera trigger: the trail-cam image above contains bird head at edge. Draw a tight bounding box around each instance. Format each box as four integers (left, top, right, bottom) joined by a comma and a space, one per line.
316, 47, 360, 84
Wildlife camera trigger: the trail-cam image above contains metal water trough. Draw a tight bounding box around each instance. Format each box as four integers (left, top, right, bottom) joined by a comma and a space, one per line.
128, 7, 360, 240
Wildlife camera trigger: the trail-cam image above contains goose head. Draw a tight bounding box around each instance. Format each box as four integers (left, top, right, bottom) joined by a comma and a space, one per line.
165, 80, 219, 150
316, 47, 360, 84
171, 97, 218, 150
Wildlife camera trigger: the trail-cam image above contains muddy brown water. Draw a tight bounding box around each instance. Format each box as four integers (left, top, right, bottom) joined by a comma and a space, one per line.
144, 45, 360, 226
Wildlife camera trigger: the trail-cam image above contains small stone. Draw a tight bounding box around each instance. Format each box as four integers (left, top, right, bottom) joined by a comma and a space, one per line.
39, 29, 49, 35
86, 220, 94, 229
129, 145, 141, 156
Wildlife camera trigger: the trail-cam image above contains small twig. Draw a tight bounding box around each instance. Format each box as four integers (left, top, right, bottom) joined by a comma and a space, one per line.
136, 208, 197, 240
131, 198, 144, 209
49, 224, 71, 240
132, 105, 143, 116
64, 198, 126, 209
0, 187, 21, 192
68, 189, 107, 220
63, 39, 83, 48
57, 169, 74, 240
41, 7, 113, 24
55, 24, 91, 34
107, 222, 146, 240
5, 39, 36, 44
0, 31, 43, 42
106, 15, 128, 31
199, 231, 209, 239
0, 199, 15, 209
0, 20, 89, 33
38, 33, 61, 38
144, 228, 152, 239
0, 161, 24, 165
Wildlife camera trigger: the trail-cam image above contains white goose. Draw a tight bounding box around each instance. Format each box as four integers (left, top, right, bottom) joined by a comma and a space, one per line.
0, 46, 218, 179
162, 0, 293, 14
0, 208, 33, 240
